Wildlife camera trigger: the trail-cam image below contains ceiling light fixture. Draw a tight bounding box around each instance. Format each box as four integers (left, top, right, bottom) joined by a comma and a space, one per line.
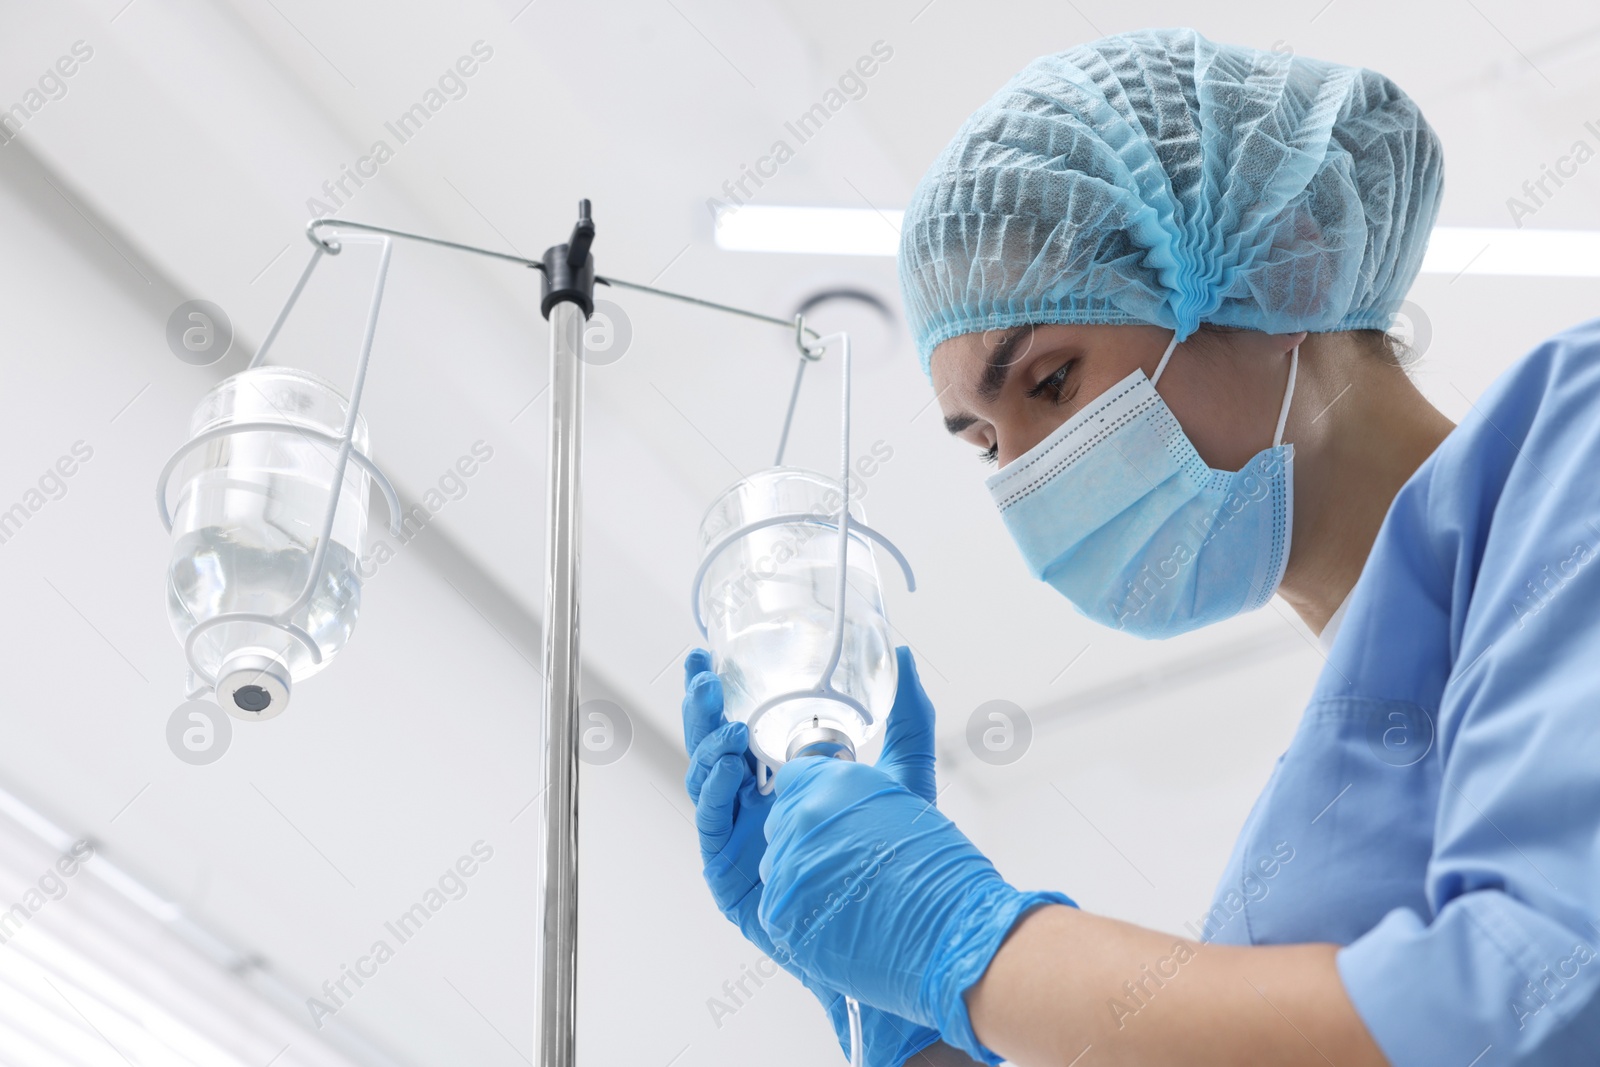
1420, 226, 1600, 277
714, 208, 1600, 277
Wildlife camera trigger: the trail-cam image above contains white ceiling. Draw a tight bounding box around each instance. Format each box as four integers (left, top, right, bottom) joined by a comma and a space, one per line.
2, 0, 1599, 1064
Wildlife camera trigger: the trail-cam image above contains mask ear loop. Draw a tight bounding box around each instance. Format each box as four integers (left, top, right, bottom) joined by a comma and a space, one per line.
1151, 331, 1300, 448
1272, 344, 1300, 448
1150, 331, 1182, 387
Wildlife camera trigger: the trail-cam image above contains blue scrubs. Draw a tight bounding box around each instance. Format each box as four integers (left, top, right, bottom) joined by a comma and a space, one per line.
1207, 317, 1600, 1065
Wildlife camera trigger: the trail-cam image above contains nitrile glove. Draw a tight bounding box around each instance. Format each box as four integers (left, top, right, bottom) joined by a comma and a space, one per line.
758, 722, 1076, 1064
684, 646, 944, 1065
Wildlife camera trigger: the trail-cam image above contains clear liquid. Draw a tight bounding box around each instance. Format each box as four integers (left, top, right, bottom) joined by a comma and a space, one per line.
167, 525, 361, 682
718, 606, 894, 767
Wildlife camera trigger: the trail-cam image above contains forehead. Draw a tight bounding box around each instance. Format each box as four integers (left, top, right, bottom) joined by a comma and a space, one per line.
928, 331, 987, 388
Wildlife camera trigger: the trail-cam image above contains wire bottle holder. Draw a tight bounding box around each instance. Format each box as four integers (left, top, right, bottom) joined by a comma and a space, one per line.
155, 227, 406, 701
688, 332, 917, 793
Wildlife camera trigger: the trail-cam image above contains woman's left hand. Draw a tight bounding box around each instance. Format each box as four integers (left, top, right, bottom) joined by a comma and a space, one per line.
686, 646, 948, 1065
759, 722, 1074, 1062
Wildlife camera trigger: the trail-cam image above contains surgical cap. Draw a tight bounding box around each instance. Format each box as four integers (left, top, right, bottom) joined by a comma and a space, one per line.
898, 28, 1444, 374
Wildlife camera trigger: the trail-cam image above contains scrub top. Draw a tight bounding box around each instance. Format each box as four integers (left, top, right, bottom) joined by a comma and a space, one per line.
1205, 316, 1600, 1066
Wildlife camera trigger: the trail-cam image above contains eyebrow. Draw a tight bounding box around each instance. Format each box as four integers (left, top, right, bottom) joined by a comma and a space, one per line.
942, 329, 1031, 436
978, 330, 1030, 402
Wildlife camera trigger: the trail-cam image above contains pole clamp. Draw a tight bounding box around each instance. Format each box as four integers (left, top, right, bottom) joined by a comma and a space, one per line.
540, 199, 597, 319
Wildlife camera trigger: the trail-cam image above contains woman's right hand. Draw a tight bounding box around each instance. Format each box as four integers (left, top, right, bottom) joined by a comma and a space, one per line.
682, 647, 948, 1065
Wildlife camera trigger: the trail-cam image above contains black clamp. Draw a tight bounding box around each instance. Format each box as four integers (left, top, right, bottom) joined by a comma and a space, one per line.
539, 199, 597, 319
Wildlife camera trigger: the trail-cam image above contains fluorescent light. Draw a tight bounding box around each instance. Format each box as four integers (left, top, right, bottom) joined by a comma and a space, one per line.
82, 857, 184, 923
1421, 227, 1600, 276
0, 784, 395, 1066
713, 205, 903, 256
0, 791, 74, 853
715, 207, 1600, 277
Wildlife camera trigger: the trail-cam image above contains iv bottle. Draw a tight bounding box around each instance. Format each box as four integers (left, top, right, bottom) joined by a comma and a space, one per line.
166, 367, 371, 719
697, 467, 897, 771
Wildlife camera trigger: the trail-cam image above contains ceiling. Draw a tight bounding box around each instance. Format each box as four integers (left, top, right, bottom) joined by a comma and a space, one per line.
1, 0, 1598, 1063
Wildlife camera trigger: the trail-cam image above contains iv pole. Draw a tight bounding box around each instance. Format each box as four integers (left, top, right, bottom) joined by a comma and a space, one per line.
209, 202, 830, 1067
534, 203, 593, 1067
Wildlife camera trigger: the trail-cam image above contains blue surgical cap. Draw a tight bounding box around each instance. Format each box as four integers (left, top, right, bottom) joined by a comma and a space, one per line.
898, 28, 1444, 375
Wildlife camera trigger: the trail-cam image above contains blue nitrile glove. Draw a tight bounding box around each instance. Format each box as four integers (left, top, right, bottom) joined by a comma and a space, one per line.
684, 646, 944, 1065
758, 727, 1077, 1065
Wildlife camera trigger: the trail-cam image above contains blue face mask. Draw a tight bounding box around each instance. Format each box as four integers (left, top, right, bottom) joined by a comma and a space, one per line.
984, 332, 1297, 638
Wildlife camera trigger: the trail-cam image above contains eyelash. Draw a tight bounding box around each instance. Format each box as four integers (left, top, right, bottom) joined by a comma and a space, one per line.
1027, 361, 1075, 403
975, 360, 1076, 465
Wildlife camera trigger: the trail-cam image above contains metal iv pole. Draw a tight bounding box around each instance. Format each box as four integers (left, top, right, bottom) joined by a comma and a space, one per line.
533, 202, 595, 1067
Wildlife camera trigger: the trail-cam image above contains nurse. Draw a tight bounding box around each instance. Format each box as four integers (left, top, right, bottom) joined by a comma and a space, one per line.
683, 28, 1600, 1066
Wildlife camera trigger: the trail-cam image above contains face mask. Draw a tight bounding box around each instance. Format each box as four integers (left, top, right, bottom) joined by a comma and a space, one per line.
984, 332, 1297, 638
